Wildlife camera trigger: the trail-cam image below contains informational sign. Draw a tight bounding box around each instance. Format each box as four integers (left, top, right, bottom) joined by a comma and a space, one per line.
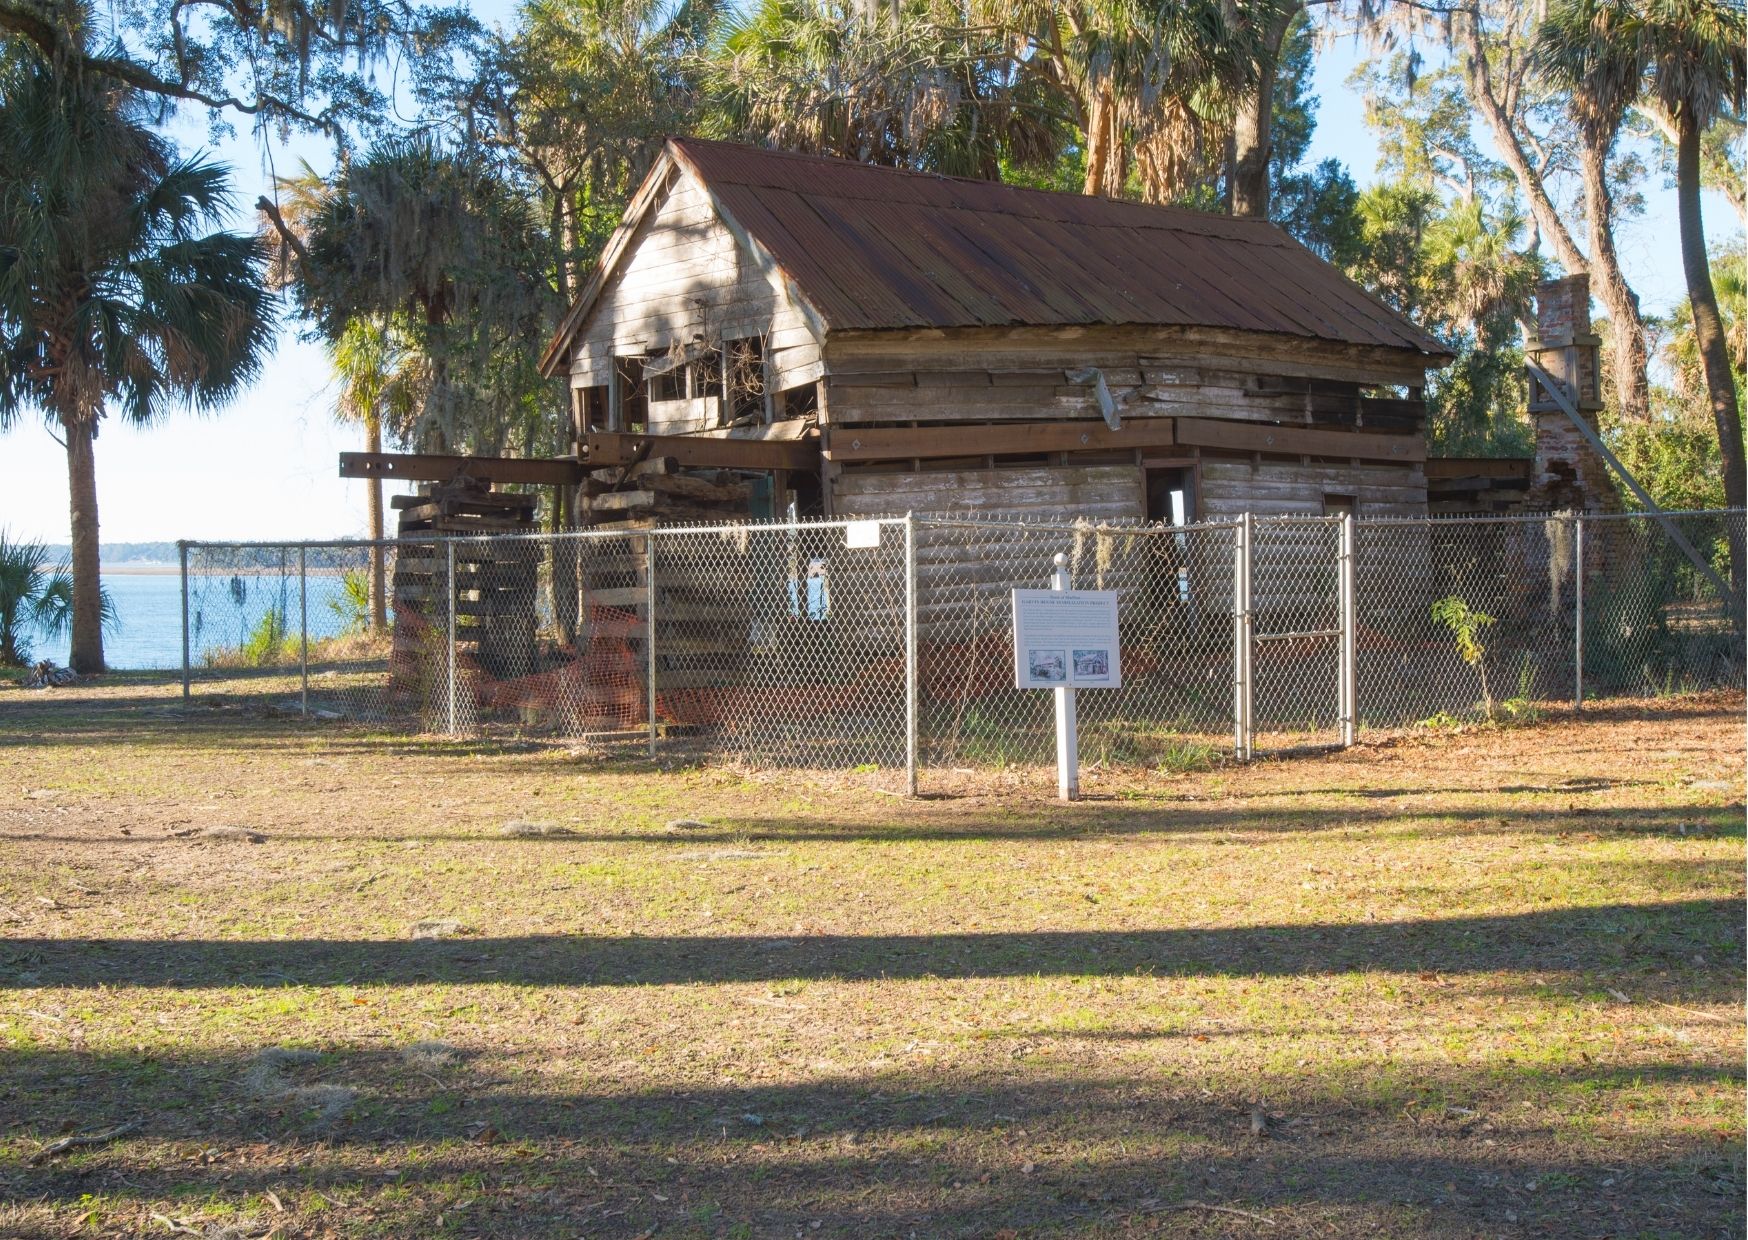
1011, 589, 1122, 690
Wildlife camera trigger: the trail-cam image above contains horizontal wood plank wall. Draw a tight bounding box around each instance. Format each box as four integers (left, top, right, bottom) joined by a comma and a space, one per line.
822, 331, 1430, 432
834, 464, 1146, 622
825, 325, 1433, 390
568, 172, 819, 387
834, 463, 1143, 523
1198, 459, 1427, 518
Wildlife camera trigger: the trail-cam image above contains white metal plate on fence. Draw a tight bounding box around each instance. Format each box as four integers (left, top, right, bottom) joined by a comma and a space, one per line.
844, 520, 883, 548
1012, 589, 1122, 689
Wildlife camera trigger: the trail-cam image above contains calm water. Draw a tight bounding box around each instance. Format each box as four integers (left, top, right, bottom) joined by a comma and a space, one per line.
36, 569, 363, 670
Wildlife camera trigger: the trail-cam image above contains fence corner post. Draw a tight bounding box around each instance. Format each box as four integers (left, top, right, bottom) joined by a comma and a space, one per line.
179, 540, 191, 702
1573, 511, 1585, 712
646, 532, 658, 759
298, 545, 309, 719
445, 539, 458, 736
1232, 513, 1253, 760
903, 512, 919, 797
1338, 512, 1357, 747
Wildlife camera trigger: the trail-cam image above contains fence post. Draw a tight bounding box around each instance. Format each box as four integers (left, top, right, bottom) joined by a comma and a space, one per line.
445, 539, 458, 735
1338, 512, 1357, 747
1051, 552, 1079, 800
903, 512, 919, 797
646, 532, 658, 758
1232, 514, 1253, 760
1573, 512, 1585, 711
179, 540, 191, 701
298, 545, 309, 719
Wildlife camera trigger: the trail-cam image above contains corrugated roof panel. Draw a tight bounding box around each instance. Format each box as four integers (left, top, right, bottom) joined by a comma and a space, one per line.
656, 138, 1451, 357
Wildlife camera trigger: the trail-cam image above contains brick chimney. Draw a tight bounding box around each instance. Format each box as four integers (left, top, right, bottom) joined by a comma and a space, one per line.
1524, 274, 1619, 512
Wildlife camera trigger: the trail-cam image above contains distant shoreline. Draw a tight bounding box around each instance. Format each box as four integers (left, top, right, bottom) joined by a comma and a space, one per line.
101, 565, 358, 576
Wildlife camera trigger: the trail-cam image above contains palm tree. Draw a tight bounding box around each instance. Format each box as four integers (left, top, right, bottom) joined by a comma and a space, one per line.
0, 530, 118, 667
1539, 0, 1746, 584
1001, 0, 1259, 202
330, 316, 422, 631
706, 0, 1058, 181
263, 136, 554, 459
1420, 199, 1544, 342
0, 532, 69, 667
0, 49, 274, 672
1632, 0, 1747, 587
1661, 247, 1746, 423
1530, 0, 1654, 424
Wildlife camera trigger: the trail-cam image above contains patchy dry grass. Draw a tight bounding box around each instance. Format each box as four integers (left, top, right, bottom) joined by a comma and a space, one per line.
0, 675, 1741, 1239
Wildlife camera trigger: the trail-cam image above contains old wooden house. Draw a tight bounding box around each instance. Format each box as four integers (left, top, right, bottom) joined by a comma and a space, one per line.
537, 137, 1455, 529
347, 138, 1481, 733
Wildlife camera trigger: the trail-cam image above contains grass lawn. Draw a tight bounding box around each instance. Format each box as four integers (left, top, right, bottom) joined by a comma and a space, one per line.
0, 676, 1741, 1238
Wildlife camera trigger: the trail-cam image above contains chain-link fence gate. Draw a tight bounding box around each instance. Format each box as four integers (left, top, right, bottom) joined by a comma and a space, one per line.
180, 509, 1745, 790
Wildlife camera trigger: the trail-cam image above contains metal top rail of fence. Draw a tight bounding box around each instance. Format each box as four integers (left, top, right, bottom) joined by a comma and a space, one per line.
177, 508, 1745, 794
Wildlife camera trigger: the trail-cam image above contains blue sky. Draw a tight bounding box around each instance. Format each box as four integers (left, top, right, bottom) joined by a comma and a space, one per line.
0, 28, 1733, 545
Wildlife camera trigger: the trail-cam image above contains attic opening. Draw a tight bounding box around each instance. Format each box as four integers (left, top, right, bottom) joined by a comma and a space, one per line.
598, 336, 775, 434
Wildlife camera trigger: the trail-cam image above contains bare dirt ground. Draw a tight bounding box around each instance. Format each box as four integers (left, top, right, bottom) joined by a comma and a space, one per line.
0, 676, 1742, 1239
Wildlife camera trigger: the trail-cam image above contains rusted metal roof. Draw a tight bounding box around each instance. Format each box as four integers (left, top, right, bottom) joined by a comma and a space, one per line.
664, 137, 1450, 358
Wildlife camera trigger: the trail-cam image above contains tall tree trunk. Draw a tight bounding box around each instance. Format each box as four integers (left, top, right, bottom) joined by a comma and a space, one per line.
64, 416, 104, 673
559, 188, 580, 305
1677, 115, 1746, 590
1459, 18, 1590, 277
1230, 4, 1299, 219
365, 413, 387, 632
1578, 133, 1651, 422
1082, 82, 1122, 197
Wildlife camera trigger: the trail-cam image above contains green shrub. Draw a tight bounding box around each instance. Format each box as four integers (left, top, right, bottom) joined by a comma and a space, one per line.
1431, 595, 1497, 718
241, 606, 291, 666
326, 569, 371, 637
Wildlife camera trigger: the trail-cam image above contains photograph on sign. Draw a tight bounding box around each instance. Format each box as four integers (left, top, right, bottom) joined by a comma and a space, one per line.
1011, 589, 1122, 689
1027, 649, 1067, 683
1073, 648, 1111, 682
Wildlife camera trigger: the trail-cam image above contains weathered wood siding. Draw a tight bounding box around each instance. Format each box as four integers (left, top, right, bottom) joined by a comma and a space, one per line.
832, 464, 1149, 627
823, 326, 1430, 431
1199, 460, 1426, 518
833, 463, 1144, 524
566, 170, 820, 391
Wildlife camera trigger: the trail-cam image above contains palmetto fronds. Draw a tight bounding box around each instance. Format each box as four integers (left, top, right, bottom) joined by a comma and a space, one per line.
0, 531, 114, 667
0, 40, 272, 670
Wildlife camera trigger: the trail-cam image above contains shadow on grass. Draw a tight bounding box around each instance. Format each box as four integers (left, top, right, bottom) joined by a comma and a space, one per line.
8, 799, 1743, 846
0, 1048, 1740, 1239
2, 899, 1737, 996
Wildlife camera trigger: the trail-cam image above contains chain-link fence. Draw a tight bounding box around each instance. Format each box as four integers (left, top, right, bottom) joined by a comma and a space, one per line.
180, 509, 1745, 790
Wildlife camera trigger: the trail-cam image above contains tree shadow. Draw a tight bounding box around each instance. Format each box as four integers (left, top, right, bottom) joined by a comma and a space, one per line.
9, 799, 1742, 847
1, 899, 1737, 999
1, 1046, 1740, 1239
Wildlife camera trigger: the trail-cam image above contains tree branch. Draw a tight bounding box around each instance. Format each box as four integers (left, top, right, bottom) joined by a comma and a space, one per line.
255, 195, 311, 266
0, 1, 339, 132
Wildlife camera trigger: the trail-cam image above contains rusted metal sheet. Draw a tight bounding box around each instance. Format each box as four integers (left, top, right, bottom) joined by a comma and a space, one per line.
339, 452, 583, 486
667, 138, 1449, 358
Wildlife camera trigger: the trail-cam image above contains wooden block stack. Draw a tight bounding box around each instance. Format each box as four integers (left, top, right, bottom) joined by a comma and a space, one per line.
390, 478, 542, 686
580, 458, 753, 531
572, 461, 760, 709
391, 483, 540, 534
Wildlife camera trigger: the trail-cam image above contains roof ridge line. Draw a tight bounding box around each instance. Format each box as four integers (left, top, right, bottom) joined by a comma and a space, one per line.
668, 135, 1284, 233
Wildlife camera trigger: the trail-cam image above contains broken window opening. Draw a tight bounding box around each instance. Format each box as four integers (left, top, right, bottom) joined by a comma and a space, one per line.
724, 336, 768, 423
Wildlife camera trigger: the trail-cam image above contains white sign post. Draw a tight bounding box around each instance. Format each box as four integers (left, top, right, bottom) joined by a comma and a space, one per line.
1012, 553, 1122, 801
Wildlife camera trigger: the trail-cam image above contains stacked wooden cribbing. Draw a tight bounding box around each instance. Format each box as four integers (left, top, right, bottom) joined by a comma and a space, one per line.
580, 458, 753, 531
389, 479, 541, 685
575, 460, 758, 718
